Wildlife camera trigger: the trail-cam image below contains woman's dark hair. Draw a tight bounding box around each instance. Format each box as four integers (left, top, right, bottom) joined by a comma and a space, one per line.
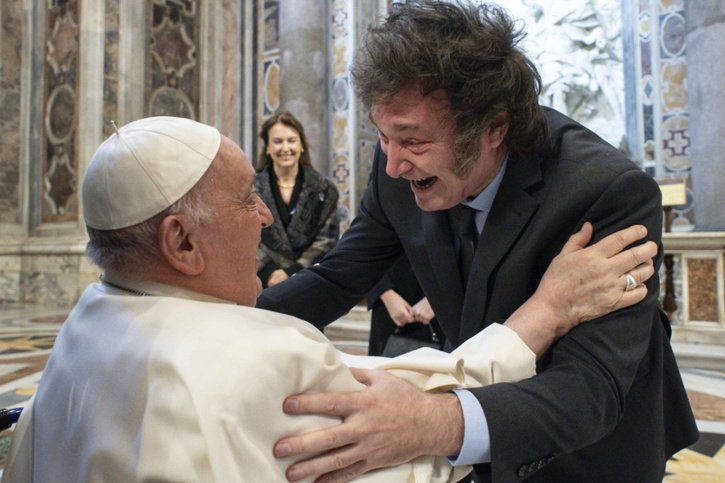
257, 111, 312, 171
351, 0, 549, 174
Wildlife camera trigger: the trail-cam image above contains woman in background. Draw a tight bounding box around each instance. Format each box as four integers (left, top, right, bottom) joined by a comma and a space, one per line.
255, 111, 340, 287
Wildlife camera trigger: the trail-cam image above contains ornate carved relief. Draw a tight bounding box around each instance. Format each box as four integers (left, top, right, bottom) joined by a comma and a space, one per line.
328, 0, 355, 227
632, 0, 692, 230
263, 59, 280, 114
261, 1, 280, 118
42, 0, 80, 223
103, 0, 119, 138
505, 1, 625, 149
0, 0, 22, 224
147, 0, 199, 119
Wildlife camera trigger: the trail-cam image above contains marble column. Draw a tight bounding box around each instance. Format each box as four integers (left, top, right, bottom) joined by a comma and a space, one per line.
117, 0, 147, 126
686, 0, 725, 231
278, 0, 328, 172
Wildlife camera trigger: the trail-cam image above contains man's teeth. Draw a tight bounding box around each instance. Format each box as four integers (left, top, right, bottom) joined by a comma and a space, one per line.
412, 177, 435, 188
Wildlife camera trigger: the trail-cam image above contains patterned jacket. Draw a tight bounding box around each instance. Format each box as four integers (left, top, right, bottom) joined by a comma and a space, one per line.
255, 165, 340, 282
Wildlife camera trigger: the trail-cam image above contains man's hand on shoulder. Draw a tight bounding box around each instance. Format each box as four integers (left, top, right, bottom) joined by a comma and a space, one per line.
273, 368, 463, 482
505, 223, 657, 357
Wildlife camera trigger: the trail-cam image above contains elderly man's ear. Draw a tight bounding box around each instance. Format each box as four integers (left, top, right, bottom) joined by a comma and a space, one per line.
159, 214, 205, 276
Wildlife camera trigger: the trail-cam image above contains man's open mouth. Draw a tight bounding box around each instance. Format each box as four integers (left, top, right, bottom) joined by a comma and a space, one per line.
412, 177, 437, 190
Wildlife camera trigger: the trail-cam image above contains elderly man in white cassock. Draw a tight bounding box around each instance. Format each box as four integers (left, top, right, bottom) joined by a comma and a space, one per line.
2, 116, 656, 482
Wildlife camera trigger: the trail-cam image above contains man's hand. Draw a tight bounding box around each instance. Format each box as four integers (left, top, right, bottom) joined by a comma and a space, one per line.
540, 222, 656, 325
505, 223, 657, 356
380, 289, 416, 327
273, 368, 463, 482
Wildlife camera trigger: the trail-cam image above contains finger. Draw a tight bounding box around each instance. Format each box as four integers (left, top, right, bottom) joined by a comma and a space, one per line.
422, 312, 435, 324
315, 461, 368, 483
395, 305, 414, 325
274, 425, 357, 466
590, 225, 649, 258
613, 284, 648, 310
412, 308, 427, 323
349, 367, 376, 385
404, 306, 416, 322
559, 222, 593, 255
626, 261, 656, 287
610, 240, 658, 273
283, 391, 357, 417
612, 260, 655, 310
284, 448, 366, 482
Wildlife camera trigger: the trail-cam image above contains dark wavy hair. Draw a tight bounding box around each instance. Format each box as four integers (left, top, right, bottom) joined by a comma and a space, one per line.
351, 0, 549, 175
257, 111, 312, 171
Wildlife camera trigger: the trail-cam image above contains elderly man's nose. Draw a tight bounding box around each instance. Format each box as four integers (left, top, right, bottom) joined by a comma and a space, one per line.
258, 199, 273, 228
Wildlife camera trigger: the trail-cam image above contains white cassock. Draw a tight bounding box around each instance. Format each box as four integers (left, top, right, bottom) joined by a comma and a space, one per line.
3, 280, 535, 483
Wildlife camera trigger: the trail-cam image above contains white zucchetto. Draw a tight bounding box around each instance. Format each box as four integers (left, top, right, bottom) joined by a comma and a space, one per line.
82, 116, 221, 230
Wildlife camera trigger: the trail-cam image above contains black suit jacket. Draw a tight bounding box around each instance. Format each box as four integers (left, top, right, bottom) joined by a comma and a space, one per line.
255, 165, 340, 282
257, 108, 698, 482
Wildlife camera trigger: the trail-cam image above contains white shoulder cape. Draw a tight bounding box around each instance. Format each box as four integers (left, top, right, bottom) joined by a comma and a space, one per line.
3, 285, 535, 483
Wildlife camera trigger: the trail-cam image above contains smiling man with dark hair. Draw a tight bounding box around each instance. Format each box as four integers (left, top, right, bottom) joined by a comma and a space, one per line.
260, 2, 698, 482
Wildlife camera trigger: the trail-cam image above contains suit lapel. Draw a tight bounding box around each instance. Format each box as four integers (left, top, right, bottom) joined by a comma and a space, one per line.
458, 157, 543, 343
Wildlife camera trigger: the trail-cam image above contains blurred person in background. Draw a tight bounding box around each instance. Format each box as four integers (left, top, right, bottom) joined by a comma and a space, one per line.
255, 111, 340, 288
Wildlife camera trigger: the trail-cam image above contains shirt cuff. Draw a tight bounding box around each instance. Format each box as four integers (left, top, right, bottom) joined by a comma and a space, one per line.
449, 388, 491, 466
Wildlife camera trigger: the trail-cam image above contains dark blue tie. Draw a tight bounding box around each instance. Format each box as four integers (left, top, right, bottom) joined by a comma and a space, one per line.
450, 205, 477, 286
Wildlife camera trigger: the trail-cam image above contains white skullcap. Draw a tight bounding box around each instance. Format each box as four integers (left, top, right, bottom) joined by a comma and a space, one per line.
82, 116, 221, 230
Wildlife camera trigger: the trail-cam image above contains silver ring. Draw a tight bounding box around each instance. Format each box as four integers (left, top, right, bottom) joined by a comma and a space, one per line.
625, 273, 638, 291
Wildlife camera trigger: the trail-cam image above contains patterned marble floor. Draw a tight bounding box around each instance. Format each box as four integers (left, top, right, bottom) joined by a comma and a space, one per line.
0, 306, 722, 480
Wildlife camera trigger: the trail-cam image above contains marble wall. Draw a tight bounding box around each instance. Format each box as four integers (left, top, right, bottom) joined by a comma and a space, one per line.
0, 1, 22, 226
0, 0, 245, 308
42, 0, 81, 225
625, 0, 694, 230
261, 1, 281, 120
664, 234, 725, 345
220, 0, 242, 142
687, 0, 725, 231
278, 0, 328, 168
328, 0, 356, 228
255, 0, 387, 226
103, 0, 120, 139
147, 1, 200, 119
15, 248, 98, 310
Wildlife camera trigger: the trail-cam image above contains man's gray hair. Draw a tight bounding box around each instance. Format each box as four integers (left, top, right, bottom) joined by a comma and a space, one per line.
85, 172, 214, 272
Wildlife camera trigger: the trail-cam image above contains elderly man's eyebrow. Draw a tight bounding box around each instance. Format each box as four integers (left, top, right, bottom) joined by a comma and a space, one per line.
241, 187, 260, 205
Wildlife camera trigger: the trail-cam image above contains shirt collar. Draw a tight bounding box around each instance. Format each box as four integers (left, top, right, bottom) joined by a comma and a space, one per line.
100, 269, 236, 305
461, 157, 507, 213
